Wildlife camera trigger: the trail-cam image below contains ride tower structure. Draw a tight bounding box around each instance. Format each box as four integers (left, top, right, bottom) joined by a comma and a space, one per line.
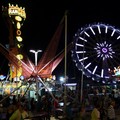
2, 3, 26, 82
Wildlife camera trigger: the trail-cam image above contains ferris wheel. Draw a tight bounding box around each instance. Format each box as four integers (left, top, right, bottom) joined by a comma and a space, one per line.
71, 23, 120, 82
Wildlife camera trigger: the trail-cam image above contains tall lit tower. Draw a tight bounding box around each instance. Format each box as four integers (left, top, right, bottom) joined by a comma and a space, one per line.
2, 3, 26, 81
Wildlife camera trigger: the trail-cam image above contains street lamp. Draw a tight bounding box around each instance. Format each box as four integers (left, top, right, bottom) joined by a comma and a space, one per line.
29, 49, 42, 101
29, 49, 42, 66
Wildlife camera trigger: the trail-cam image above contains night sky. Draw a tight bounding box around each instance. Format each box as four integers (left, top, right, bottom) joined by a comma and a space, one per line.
1, 0, 120, 82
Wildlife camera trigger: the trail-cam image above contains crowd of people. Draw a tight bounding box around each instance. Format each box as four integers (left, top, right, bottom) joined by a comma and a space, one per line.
0, 88, 119, 120
85, 91, 118, 120
0, 93, 53, 120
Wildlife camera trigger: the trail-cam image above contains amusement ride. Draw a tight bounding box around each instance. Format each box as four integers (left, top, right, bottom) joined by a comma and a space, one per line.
1, 3, 120, 105
0, 3, 72, 102
71, 23, 120, 84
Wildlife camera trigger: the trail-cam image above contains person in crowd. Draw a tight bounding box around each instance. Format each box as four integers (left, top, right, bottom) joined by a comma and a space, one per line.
12, 95, 17, 105
9, 102, 29, 120
40, 95, 51, 120
53, 96, 60, 119
107, 100, 116, 120
75, 105, 86, 120
91, 102, 100, 120
30, 97, 35, 112
6, 104, 16, 120
66, 101, 74, 120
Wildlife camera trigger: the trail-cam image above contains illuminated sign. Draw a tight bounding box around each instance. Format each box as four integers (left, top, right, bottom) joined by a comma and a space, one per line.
8, 3, 26, 19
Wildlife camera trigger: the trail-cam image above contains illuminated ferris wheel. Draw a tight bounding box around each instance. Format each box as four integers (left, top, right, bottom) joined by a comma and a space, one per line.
72, 23, 120, 82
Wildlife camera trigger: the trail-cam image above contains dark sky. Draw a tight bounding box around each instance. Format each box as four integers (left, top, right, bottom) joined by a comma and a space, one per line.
1, 0, 120, 81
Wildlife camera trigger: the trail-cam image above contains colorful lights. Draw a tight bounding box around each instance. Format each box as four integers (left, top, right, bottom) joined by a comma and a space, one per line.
8, 3, 26, 19
15, 16, 22, 22
16, 22, 21, 29
0, 75, 6, 80
7, 3, 26, 80
8, 3, 26, 50
94, 41, 115, 60
72, 23, 120, 81
16, 36, 22, 42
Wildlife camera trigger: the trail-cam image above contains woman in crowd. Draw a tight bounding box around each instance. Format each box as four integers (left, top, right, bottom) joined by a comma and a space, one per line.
91, 102, 101, 120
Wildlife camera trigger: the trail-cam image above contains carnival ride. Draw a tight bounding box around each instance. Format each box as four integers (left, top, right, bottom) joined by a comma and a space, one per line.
71, 23, 120, 83
0, 3, 73, 101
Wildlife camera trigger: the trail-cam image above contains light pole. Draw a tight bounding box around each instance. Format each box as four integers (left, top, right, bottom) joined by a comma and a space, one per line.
30, 49, 42, 101
30, 50, 42, 66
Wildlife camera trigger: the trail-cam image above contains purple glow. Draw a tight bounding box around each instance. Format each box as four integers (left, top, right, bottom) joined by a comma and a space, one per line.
102, 48, 108, 53
94, 41, 114, 60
